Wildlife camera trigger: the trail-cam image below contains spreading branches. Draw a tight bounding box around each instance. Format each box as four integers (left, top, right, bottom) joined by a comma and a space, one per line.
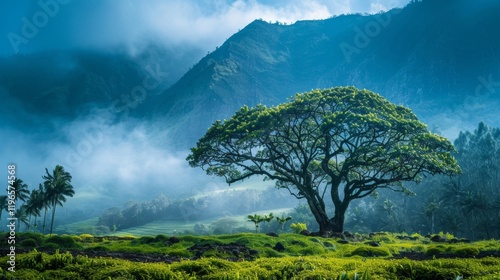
187, 87, 461, 232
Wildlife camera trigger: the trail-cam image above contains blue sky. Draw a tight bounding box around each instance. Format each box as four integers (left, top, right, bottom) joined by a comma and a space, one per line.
0, 0, 409, 56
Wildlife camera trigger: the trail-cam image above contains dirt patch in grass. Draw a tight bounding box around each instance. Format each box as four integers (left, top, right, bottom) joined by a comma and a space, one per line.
392, 250, 500, 260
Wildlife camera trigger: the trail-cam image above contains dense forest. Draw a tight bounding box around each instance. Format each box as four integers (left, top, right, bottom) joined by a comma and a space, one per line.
345, 122, 500, 240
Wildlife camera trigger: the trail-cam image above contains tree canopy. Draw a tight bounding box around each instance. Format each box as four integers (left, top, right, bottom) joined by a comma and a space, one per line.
187, 87, 461, 232
43, 165, 75, 234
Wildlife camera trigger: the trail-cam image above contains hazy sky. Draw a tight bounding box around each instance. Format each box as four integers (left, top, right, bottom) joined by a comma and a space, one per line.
0, 0, 410, 218
0, 0, 409, 56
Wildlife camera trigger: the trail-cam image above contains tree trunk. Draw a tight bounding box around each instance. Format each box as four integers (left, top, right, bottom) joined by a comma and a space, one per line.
330, 203, 348, 233
42, 207, 48, 235
306, 199, 330, 231
431, 212, 435, 233
305, 196, 350, 234
50, 202, 57, 234
27, 214, 31, 232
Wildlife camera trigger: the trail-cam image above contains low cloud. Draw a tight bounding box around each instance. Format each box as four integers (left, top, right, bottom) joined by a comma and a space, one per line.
0, 110, 224, 214
0, 0, 408, 56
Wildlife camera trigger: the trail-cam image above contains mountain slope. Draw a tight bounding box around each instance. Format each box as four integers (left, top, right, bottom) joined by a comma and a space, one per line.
153, 0, 500, 147
0, 45, 202, 130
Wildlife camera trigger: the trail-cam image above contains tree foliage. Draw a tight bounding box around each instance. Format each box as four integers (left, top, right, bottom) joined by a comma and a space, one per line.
42, 165, 75, 234
0, 166, 75, 234
188, 87, 461, 232
345, 122, 500, 239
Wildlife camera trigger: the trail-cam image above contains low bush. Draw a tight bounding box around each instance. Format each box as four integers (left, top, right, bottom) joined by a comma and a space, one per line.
45, 235, 81, 249
134, 236, 156, 244
426, 245, 447, 256
38, 242, 60, 250
20, 238, 38, 247
18, 232, 44, 245
350, 246, 391, 257
451, 246, 480, 257
86, 245, 110, 252
290, 223, 307, 233
323, 241, 336, 249
154, 234, 169, 243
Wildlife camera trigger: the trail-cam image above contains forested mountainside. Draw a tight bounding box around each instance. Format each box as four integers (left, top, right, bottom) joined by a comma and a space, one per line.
1, 0, 499, 147
152, 0, 500, 146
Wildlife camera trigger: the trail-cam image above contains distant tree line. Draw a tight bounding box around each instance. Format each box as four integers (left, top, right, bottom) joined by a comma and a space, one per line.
344, 122, 500, 240
97, 187, 297, 231
0, 165, 75, 234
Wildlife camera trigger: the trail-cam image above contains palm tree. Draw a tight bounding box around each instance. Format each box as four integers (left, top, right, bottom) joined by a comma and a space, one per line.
0, 195, 7, 224
25, 189, 43, 232
15, 205, 29, 232
276, 215, 292, 232
424, 201, 441, 234
247, 214, 264, 233
12, 178, 30, 205
36, 184, 51, 234
42, 165, 75, 234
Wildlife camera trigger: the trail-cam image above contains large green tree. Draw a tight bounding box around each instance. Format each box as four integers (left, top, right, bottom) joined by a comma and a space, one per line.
43, 165, 75, 234
188, 87, 461, 233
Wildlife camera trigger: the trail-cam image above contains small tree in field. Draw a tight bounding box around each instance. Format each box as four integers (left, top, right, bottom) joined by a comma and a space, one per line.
276, 215, 292, 232
261, 212, 274, 231
247, 214, 264, 232
188, 87, 461, 233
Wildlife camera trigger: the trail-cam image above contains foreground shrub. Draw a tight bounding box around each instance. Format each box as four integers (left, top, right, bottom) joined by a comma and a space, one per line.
451, 246, 480, 257
1, 252, 499, 279
426, 245, 447, 256
45, 235, 81, 249
20, 238, 38, 247
350, 246, 391, 257
290, 223, 307, 233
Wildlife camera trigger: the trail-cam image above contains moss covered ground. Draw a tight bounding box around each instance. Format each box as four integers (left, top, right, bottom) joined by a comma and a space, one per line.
1, 232, 499, 279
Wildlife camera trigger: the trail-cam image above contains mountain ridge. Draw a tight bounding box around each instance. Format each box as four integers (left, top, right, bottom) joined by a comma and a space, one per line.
151, 0, 500, 147
2, 0, 500, 148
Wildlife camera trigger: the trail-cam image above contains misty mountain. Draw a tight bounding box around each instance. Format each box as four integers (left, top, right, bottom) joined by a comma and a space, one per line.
2, 0, 500, 224
3, 0, 499, 148
152, 0, 500, 147
0, 45, 202, 131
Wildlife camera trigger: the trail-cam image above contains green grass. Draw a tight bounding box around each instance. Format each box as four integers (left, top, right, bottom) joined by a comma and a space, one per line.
59, 206, 293, 236
54, 217, 100, 234
2, 250, 499, 279
3, 232, 500, 279
115, 220, 201, 236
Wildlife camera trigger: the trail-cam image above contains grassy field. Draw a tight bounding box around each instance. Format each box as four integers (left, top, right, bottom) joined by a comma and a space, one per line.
57, 207, 294, 236
1, 231, 500, 279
